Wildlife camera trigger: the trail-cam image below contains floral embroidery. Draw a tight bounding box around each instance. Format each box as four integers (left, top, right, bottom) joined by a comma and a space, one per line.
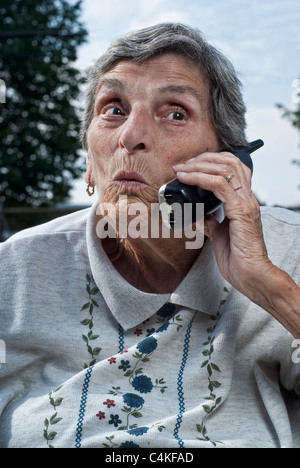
102, 435, 140, 448
80, 274, 102, 368
118, 393, 145, 431
127, 426, 149, 436
118, 360, 131, 371
43, 385, 64, 448
109, 414, 122, 427
155, 303, 182, 331
196, 286, 229, 447
132, 375, 153, 393
98, 330, 168, 443
96, 411, 105, 420
136, 336, 158, 354
108, 357, 116, 364
103, 399, 115, 408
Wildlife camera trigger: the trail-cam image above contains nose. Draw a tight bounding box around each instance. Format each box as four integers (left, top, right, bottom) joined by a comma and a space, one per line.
119, 105, 153, 154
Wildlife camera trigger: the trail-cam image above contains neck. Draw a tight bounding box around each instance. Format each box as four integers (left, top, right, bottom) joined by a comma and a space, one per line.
101, 235, 203, 293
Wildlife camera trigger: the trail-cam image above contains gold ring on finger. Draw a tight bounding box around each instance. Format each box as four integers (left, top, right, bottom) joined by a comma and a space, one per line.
233, 184, 243, 191
224, 173, 235, 183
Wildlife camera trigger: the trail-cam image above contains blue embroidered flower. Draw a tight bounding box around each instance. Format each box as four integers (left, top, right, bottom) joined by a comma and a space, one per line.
156, 303, 175, 318
156, 322, 170, 333
132, 375, 153, 393
109, 414, 122, 427
127, 426, 149, 436
137, 336, 157, 354
118, 360, 131, 371
123, 393, 145, 408
120, 441, 140, 447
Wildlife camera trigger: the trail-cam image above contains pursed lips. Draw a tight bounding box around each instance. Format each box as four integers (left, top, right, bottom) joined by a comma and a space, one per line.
113, 171, 148, 186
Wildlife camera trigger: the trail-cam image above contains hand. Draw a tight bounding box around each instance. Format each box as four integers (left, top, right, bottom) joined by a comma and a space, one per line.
173, 150, 271, 298
173, 150, 300, 337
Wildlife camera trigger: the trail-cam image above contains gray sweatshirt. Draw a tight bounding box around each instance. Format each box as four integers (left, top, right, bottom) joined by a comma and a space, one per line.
0, 203, 300, 448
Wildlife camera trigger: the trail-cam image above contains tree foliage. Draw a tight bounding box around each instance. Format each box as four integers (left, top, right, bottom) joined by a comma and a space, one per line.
0, 0, 87, 207
277, 82, 300, 170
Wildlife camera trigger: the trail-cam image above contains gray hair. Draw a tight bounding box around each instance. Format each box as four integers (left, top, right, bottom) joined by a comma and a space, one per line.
81, 23, 247, 150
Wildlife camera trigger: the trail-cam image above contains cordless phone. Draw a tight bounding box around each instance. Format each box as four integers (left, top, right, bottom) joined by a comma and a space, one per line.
158, 139, 264, 229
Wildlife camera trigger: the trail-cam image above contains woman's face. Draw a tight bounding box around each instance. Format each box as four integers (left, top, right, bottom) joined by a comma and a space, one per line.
85, 53, 219, 210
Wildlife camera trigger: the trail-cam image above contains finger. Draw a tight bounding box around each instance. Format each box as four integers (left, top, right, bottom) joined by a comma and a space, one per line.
175, 151, 252, 187
174, 170, 248, 204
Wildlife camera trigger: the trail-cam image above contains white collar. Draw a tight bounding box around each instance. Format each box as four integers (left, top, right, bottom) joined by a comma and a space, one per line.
86, 201, 226, 330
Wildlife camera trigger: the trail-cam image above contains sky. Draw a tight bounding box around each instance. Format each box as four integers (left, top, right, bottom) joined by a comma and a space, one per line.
70, 0, 300, 208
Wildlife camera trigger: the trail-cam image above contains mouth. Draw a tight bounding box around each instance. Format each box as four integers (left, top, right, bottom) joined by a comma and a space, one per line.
113, 171, 148, 188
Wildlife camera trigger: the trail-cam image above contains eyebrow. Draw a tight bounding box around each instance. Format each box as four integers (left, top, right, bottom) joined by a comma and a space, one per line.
95, 78, 206, 109
96, 78, 125, 93
97, 79, 201, 96
157, 84, 202, 98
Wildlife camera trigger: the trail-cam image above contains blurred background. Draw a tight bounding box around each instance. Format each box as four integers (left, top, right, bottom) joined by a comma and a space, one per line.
1, 0, 300, 240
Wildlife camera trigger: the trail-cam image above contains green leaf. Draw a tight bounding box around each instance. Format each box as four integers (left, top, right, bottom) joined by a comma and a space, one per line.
47, 432, 57, 441
211, 381, 221, 388
131, 411, 143, 418
90, 334, 100, 341
211, 363, 221, 372
50, 413, 58, 423
86, 274, 91, 283
51, 417, 62, 425
54, 385, 63, 393
81, 319, 91, 326
81, 303, 90, 311
122, 406, 132, 413
44, 418, 49, 428
82, 334, 88, 343
93, 347, 101, 356
53, 397, 63, 407
202, 404, 211, 414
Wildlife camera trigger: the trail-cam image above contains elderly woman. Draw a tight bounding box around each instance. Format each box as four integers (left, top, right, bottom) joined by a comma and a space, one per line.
0, 23, 300, 449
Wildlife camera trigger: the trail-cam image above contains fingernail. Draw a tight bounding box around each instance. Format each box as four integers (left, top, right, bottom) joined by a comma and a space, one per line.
185, 157, 195, 163
176, 171, 188, 177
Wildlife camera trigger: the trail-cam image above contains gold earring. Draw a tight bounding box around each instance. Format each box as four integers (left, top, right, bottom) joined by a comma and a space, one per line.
86, 183, 95, 197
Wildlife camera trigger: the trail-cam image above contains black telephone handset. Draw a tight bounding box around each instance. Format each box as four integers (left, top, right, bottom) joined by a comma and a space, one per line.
158, 139, 264, 229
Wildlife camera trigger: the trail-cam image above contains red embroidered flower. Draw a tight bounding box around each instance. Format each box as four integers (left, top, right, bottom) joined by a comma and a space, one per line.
134, 328, 143, 336
120, 349, 128, 354
103, 399, 115, 408
107, 357, 116, 364
96, 411, 105, 420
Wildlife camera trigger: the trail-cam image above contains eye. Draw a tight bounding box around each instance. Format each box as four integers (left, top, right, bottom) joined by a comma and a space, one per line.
104, 106, 125, 116
167, 111, 185, 121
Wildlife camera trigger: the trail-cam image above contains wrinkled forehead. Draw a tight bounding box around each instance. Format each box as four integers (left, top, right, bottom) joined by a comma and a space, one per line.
95, 53, 211, 105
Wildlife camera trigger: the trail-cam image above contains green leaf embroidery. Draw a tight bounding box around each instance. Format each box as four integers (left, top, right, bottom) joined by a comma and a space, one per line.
81, 273, 102, 368
44, 388, 64, 448
196, 286, 229, 447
